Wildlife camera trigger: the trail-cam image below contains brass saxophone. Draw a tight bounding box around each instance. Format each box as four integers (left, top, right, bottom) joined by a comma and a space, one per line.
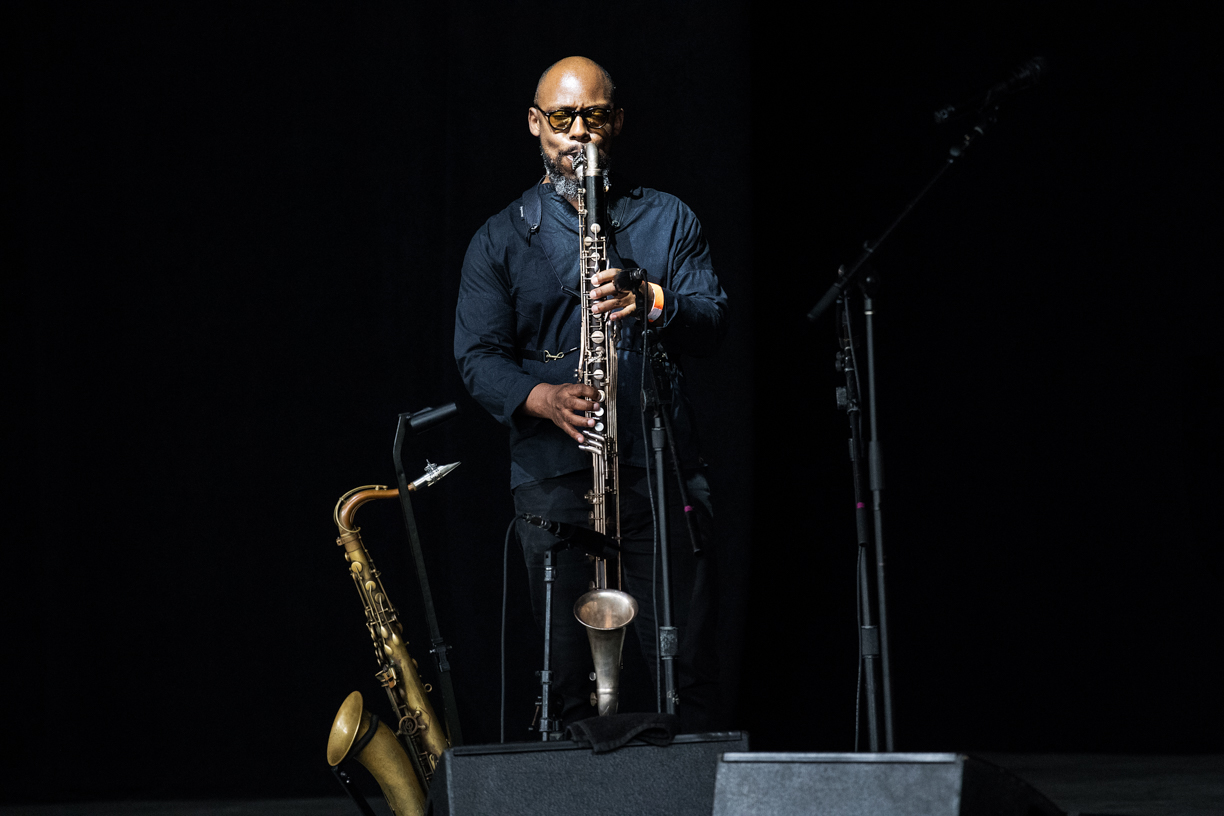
326, 461, 457, 816
572, 141, 639, 716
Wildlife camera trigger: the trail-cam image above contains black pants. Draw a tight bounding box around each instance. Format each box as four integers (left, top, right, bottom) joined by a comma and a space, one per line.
513, 467, 719, 733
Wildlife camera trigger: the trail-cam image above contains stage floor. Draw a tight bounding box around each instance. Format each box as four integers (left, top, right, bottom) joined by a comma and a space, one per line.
978, 753, 1223, 816
0, 754, 1219, 815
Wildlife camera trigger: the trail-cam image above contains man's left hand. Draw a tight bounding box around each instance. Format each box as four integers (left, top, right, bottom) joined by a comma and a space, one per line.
588, 268, 637, 321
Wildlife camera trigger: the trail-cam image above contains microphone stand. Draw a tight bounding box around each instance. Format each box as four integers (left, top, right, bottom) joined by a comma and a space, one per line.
806, 102, 1010, 753
806, 104, 999, 324
835, 281, 889, 751
522, 515, 623, 740
536, 545, 563, 740
642, 326, 678, 715
639, 316, 703, 716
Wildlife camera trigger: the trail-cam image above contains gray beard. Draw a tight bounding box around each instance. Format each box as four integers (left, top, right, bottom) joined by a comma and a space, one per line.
541, 148, 610, 202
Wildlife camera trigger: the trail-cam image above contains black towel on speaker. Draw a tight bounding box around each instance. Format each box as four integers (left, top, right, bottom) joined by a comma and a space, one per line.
565, 712, 680, 753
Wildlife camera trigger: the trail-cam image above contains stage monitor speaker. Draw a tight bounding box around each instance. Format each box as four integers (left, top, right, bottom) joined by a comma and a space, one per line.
712, 752, 1063, 816
430, 731, 750, 816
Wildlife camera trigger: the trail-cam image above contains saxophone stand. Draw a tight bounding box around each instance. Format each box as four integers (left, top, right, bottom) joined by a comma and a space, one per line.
330, 764, 379, 816
392, 404, 465, 747
640, 325, 703, 716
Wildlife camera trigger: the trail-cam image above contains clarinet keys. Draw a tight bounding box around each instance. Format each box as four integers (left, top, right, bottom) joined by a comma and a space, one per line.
579, 430, 606, 455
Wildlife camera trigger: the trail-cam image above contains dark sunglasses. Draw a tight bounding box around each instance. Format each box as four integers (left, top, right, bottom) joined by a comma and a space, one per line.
532, 105, 614, 133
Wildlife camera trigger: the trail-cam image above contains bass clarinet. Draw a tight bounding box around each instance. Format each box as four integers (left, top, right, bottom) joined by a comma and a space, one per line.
572, 141, 639, 716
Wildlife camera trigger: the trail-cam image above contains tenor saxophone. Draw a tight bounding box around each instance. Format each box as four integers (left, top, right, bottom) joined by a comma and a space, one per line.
326, 461, 457, 815
573, 141, 639, 716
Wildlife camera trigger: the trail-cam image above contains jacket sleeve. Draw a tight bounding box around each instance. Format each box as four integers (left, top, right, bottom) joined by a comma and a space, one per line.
453, 219, 541, 429
653, 203, 728, 358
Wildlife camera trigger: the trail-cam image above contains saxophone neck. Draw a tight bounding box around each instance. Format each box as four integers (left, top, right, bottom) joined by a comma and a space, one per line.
333, 462, 460, 532
334, 485, 397, 533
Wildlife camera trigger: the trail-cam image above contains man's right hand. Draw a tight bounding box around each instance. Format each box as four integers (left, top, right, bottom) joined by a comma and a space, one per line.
520, 382, 601, 443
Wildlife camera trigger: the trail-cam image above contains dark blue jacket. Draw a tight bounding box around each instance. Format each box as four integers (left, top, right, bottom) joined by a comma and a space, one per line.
455, 180, 728, 488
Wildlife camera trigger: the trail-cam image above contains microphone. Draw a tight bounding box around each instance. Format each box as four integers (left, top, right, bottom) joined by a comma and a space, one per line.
934, 56, 1046, 124
612, 267, 648, 293
520, 514, 622, 560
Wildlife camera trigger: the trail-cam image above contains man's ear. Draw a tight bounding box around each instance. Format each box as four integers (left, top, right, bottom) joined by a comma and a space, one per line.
611, 107, 624, 138
528, 107, 542, 137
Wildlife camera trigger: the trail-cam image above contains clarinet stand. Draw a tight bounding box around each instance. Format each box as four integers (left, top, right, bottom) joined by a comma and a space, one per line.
807, 100, 1015, 753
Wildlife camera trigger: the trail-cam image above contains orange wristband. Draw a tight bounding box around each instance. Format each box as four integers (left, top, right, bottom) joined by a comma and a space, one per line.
646, 283, 664, 322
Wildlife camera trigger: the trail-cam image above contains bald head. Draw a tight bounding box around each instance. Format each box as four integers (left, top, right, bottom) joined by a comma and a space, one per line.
534, 56, 616, 108
528, 56, 623, 204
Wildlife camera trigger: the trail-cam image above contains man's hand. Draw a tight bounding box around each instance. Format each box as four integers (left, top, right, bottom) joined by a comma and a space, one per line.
589, 268, 637, 321
521, 382, 602, 443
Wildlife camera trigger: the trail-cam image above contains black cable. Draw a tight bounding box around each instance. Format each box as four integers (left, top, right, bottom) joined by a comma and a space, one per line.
500, 515, 516, 744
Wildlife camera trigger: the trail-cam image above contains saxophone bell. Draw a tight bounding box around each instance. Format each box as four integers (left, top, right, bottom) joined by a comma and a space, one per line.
328, 691, 427, 816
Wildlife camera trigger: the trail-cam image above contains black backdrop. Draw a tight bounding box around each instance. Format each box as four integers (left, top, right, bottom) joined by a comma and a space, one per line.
3, 0, 1220, 804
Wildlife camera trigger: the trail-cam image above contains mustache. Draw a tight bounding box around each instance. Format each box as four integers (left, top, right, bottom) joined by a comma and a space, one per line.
564, 146, 609, 168
543, 146, 611, 175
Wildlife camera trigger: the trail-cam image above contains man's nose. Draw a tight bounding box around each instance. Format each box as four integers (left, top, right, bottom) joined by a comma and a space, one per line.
567, 116, 591, 141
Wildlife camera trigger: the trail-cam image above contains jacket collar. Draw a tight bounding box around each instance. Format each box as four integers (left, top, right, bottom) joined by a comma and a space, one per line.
521, 178, 638, 243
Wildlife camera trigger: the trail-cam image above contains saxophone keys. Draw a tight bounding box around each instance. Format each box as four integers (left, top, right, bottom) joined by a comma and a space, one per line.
593, 369, 605, 380
400, 711, 425, 736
